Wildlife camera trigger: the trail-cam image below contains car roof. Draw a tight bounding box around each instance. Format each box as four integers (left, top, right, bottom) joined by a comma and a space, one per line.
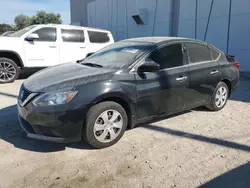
35, 24, 111, 33
124, 37, 208, 45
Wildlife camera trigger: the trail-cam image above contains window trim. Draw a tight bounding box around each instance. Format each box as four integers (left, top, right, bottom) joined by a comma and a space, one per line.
185, 42, 214, 65
130, 41, 187, 72
32, 27, 57, 42
61, 28, 85, 43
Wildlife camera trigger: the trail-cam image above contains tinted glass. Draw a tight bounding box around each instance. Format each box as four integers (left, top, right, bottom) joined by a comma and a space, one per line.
210, 47, 220, 60
33, 27, 56, 42
83, 41, 153, 69
186, 43, 212, 63
149, 43, 183, 69
88, 31, 110, 43
61, 29, 85, 42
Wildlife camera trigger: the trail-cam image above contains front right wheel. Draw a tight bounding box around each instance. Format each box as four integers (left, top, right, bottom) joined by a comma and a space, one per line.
83, 101, 128, 149
206, 82, 229, 111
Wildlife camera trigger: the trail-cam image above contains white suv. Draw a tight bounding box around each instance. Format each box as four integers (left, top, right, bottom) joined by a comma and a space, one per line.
0, 24, 114, 83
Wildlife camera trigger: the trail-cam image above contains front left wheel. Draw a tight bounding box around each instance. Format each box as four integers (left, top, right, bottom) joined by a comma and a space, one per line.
83, 101, 128, 149
0, 58, 20, 84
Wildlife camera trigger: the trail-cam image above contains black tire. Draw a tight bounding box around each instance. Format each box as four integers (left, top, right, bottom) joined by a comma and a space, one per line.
83, 101, 128, 149
206, 82, 229, 111
0, 58, 20, 84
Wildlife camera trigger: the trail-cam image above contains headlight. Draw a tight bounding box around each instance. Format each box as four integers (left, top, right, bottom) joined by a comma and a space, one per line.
32, 91, 78, 106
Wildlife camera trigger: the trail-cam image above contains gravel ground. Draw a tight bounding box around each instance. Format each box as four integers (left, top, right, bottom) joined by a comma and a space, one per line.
0, 74, 250, 188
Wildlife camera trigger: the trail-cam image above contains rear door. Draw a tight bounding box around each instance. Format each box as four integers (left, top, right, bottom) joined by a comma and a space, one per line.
59, 28, 87, 63
185, 42, 222, 109
135, 42, 188, 120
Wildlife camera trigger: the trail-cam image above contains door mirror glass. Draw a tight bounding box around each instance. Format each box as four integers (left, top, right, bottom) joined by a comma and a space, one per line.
138, 58, 160, 72
25, 33, 39, 41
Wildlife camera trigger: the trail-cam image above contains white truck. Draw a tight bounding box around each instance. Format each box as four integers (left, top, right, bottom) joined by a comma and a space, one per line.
0, 24, 114, 83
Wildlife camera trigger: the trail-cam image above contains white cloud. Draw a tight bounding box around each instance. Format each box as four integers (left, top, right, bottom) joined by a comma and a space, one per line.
0, 0, 70, 25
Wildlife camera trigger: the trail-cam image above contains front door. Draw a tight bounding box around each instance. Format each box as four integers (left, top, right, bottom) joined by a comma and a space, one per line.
185, 42, 222, 109
135, 43, 188, 120
24, 27, 59, 67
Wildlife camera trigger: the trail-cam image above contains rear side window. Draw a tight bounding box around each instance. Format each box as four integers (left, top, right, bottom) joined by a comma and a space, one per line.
186, 43, 212, 63
33, 27, 56, 42
210, 47, 220, 60
88, 31, 110, 43
61, 29, 85, 42
149, 43, 184, 69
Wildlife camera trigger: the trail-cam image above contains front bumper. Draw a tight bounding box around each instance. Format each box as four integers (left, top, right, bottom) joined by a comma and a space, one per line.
17, 102, 88, 143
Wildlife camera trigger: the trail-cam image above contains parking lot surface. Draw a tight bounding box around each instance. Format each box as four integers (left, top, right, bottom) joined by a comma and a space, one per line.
0, 75, 250, 188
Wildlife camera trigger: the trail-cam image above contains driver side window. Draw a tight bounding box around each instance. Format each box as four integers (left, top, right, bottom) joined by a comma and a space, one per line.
149, 43, 184, 69
32, 27, 57, 42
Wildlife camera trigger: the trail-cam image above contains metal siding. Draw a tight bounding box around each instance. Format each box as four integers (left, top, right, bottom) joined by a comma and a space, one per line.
73, 0, 250, 71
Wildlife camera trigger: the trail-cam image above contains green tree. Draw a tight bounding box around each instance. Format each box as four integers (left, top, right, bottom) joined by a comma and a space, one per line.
31, 11, 62, 25
0, 24, 13, 34
14, 14, 31, 30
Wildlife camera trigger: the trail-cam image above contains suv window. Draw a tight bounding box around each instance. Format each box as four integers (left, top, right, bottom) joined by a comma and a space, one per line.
210, 47, 220, 60
149, 43, 184, 69
186, 43, 212, 63
61, 29, 85, 42
88, 31, 110, 43
33, 27, 56, 42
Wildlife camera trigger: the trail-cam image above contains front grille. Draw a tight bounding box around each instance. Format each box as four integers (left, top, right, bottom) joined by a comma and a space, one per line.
32, 125, 60, 137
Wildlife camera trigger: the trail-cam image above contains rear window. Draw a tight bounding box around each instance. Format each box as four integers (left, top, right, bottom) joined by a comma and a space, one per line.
61, 29, 85, 43
210, 47, 220, 60
88, 31, 110, 43
186, 43, 212, 63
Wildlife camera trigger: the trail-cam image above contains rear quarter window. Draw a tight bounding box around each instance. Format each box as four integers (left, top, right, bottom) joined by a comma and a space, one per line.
209, 47, 221, 60
88, 31, 110, 43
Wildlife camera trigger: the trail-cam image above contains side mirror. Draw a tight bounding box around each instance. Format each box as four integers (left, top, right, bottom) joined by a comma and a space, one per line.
138, 58, 160, 72
25, 33, 39, 41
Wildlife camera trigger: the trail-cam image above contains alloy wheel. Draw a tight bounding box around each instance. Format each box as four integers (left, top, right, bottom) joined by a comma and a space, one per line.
215, 86, 228, 108
0, 62, 16, 82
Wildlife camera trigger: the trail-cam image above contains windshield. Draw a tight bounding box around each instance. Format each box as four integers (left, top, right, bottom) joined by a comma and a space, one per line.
11, 25, 36, 37
82, 41, 154, 69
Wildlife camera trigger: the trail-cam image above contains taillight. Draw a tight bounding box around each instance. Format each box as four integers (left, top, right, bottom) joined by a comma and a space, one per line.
233, 62, 240, 71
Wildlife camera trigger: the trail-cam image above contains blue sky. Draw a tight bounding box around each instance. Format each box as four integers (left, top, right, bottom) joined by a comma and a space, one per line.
0, 0, 70, 25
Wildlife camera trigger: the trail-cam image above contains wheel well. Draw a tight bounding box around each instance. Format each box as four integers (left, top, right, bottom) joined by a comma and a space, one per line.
0, 51, 23, 69
222, 79, 232, 96
98, 97, 132, 129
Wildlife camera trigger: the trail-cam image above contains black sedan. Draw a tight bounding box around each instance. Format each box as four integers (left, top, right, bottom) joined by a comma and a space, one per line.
17, 37, 240, 148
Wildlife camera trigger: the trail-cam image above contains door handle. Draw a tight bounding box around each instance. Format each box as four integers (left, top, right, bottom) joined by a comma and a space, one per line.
210, 70, 220, 75
176, 76, 188, 81
49, 46, 56, 48
80, 47, 86, 49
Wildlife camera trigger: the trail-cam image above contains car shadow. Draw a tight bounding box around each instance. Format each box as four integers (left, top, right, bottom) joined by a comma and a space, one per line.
0, 105, 93, 153
200, 162, 250, 188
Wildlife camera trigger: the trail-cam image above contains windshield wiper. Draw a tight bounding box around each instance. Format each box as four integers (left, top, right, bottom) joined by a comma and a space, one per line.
81, 62, 103, 68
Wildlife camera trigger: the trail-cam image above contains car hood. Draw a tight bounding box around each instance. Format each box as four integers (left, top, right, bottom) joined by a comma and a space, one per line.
23, 62, 115, 92
0, 36, 21, 49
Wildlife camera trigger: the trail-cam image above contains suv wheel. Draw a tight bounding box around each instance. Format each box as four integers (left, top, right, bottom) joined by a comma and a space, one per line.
206, 82, 229, 111
83, 101, 128, 149
0, 58, 20, 83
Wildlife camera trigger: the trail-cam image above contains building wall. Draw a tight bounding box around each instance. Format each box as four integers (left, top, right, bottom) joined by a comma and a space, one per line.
71, 0, 250, 71
70, 0, 94, 26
